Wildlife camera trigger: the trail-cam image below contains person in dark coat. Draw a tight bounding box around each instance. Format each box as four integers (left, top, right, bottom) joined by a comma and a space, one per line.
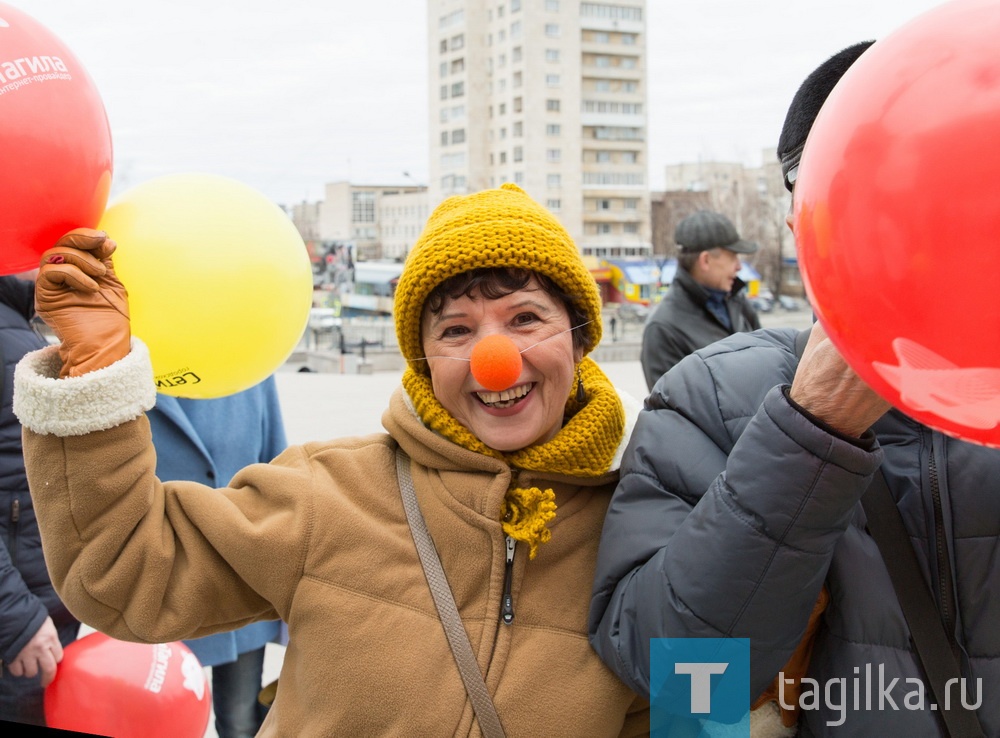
591, 40, 1000, 736
0, 274, 79, 726
639, 210, 760, 390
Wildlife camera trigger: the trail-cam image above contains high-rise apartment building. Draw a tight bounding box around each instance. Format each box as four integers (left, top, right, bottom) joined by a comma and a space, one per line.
428, 0, 650, 258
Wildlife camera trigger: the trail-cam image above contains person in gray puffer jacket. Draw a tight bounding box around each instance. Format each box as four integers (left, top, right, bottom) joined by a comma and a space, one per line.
590, 41, 1000, 737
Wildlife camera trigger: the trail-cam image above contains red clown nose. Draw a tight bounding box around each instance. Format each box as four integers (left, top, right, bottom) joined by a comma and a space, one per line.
470, 334, 523, 391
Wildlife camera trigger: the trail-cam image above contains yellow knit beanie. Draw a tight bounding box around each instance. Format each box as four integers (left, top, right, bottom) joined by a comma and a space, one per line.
394, 183, 603, 371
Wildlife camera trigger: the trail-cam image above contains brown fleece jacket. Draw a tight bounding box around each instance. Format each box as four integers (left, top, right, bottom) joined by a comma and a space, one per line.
14, 342, 648, 737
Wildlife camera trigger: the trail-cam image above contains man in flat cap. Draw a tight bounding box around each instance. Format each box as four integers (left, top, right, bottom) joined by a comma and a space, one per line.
639, 210, 760, 390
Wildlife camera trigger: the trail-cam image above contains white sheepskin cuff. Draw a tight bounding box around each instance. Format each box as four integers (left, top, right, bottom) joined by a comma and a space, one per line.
13, 338, 157, 436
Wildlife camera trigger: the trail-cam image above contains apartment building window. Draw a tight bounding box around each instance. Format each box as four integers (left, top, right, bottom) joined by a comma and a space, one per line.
499, 102, 506, 115
441, 131, 449, 146
513, 96, 523, 112
594, 79, 611, 92
513, 146, 523, 162
512, 46, 522, 62
546, 199, 561, 210
581, 4, 643, 22
513, 71, 522, 88
597, 199, 611, 210
440, 108, 449, 123
497, 4, 505, 18
545, 0, 559, 10
352, 191, 375, 223
594, 56, 611, 68
545, 24, 560, 37
621, 57, 637, 69
498, 29, 506, 42
546, 123, 561, 136
451, 104, 466, 119
440, 39, 448, 53
621, 151, 637, 163
623, 81, 638, 93
511, 20, 522, 40
451, 34, 464, 50
546, 149, 561, 163
440, 85, 448, 100
546, 74, 560, 87
451, 81, 464, 97
593, 31, 609, 43
596, 151, 611, 163
596, 223, 612, 235
513, 121, 523, 136
546, 49, 560, 62
621, 33, 637, 45
500, 151, 507, 163
500, 127, 507, 139
514, 171, 524, 184
547, 174, 561, 187
440, 62, 448, 77
498, 53, 506, 67
512, 0, 522, 10
452, 128, 466, 144
546, 99, 561, 112
624, 198, 639, 210
624, 223, 639, 234
498, 78, 506, 92
451, 58, 465, 73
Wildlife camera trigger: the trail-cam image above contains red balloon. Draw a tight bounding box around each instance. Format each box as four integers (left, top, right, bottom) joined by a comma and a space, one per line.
0, 3, 113, 275
794, 0, 1000, 447
45, 632, 211, 738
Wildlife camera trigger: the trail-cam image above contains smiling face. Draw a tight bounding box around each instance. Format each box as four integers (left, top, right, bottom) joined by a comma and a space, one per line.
421, 275, 583, 452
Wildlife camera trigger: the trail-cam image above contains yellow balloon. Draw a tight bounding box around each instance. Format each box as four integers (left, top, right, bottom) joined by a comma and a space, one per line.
98, 173, 313, 398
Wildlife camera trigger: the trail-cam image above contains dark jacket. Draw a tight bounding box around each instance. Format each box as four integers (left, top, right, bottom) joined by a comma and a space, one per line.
639, 267, 760, 390
590, 327, 1000, 736
0, 277, 78, 667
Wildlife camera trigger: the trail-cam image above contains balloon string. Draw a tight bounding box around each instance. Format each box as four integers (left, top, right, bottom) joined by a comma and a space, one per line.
413, 320, 594, 363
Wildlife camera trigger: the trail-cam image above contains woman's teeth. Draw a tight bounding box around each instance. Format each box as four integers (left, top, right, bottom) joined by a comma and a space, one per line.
476, 383, 531, 408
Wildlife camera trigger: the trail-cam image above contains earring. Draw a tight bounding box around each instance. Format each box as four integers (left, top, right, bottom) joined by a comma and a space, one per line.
575, 366, 586, 403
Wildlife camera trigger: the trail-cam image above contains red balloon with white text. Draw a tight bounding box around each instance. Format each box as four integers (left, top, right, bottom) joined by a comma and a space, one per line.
44, 633, 211, 737
0, 3, 113, 275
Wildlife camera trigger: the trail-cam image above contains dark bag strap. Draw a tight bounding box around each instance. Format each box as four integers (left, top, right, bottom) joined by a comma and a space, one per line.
395, 448, 507, 738
862, 472, 985, 737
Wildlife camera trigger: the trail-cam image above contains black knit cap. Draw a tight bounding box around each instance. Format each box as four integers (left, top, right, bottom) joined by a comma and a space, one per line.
777, 41, 876, 192
675, 210, 758, 254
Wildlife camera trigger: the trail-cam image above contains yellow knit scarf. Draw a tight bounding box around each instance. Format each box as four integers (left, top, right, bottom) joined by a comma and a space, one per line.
402, 357, 625, 558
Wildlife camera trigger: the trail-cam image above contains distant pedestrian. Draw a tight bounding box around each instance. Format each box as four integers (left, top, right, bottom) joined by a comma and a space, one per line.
640, 210, 760, 390
609, 315, 618, 342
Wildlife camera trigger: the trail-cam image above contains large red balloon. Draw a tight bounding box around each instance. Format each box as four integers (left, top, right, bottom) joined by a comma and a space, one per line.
794, 0, 1000, 447
45, 633, 211, 737
0, 3, 113, 275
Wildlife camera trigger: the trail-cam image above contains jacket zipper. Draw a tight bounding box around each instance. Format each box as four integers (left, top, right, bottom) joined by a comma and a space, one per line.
928, 447, 958, 655
500, 535, 515, 625
8, 499, 18, 568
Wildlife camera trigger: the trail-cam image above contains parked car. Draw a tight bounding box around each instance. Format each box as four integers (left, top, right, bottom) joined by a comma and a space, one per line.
749, 295, 774, 313
778, 295, 803, 311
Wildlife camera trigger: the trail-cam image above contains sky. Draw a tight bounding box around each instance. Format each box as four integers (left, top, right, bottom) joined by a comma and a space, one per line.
7, 0, 948, 205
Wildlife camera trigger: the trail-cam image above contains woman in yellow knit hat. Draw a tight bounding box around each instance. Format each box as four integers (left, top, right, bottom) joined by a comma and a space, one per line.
14, 184, 649, 736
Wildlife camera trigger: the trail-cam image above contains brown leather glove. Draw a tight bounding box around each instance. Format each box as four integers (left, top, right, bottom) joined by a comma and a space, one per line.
36, 228, 131, 378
